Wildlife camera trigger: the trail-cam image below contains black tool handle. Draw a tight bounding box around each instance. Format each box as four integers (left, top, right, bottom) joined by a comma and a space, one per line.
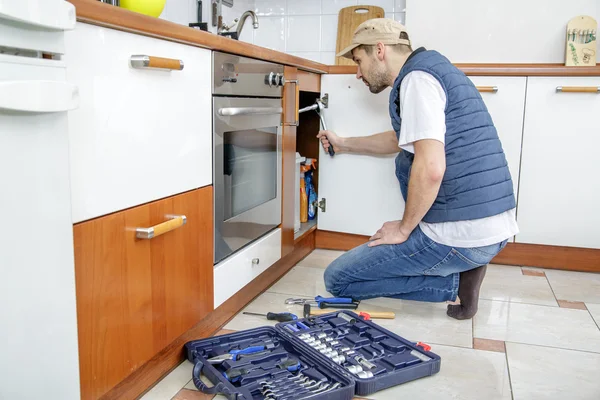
328, 145, 335, 157
266, 312, 297, 322
318, 301, 359, 309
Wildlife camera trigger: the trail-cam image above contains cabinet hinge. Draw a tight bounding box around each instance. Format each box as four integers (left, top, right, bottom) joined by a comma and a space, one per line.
315, 198, 326, 213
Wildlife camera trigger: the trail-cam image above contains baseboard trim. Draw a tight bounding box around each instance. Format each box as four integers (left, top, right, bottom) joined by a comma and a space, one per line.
315, 230, 600, 272
99, 232, 315, 400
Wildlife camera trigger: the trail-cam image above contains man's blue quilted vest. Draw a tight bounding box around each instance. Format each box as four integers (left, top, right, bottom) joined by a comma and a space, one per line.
390, 48, 515, 223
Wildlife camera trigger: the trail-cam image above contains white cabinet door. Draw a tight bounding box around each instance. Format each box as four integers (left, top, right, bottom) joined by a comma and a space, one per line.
467, 77, 526, 199
517, 77, 600, 249
0, 56, 80, 400
318, 75, 404, 236
65, 23, 212, 223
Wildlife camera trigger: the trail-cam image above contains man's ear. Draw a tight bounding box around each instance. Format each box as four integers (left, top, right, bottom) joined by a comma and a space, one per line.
375, 42, 386, 61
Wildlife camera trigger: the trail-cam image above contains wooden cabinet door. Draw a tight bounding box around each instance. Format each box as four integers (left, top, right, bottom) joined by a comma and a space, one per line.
74, 187, 213, 400
281, 66, 298, 256
516, 77, 600, 249
318, 74, 404, 236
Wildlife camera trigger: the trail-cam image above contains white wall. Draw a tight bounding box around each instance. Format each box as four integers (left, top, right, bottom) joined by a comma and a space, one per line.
251, 0, 406, 64
158, 0, 406, 63
406, 0, 599, 63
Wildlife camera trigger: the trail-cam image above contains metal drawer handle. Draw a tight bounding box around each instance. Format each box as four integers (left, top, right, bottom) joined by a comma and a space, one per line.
476, 86, 498, 93
218, 107, 283, 116
136, 215, 187, 239
556, 86, 600, 93
252, 258, 260, 265
130, 55, 184, 71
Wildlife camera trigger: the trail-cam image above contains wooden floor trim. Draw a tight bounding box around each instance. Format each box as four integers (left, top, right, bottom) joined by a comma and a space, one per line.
315, 230, 600, 272
100, 232, 315, 400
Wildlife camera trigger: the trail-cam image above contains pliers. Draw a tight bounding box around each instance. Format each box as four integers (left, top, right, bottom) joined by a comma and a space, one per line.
285, 295, 360, 309
207, 345, 270, 364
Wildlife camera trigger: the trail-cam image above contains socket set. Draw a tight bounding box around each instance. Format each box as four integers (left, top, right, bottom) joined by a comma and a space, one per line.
185, 311, 440, 398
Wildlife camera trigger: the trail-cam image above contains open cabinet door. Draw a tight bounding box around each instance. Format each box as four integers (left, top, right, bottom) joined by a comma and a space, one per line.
317, 74, 404, 236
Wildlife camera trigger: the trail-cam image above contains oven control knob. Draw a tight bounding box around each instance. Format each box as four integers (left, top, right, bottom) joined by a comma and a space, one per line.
265, 72, 277, 87
276, 73, 285, 86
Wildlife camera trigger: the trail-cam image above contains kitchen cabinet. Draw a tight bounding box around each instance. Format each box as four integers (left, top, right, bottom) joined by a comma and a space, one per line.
74, 187, 213, 400
317, 74, 404, 236
214, 228, 282, 308
65, 23, 212, 223
516, 77, 600, 249
467, 76, 526, 198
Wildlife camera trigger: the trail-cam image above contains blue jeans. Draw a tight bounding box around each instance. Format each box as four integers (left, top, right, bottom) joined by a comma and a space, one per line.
324, 226, 508, 303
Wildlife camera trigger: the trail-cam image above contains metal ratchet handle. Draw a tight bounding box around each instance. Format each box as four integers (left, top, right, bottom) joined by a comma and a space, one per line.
218, 107, 283, 116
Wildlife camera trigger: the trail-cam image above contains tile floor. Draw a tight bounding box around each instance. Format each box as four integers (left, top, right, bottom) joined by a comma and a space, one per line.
141, 249, 600, 400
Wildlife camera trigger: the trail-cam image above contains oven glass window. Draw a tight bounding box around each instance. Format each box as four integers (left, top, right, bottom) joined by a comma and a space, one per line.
223, 127, 278, 220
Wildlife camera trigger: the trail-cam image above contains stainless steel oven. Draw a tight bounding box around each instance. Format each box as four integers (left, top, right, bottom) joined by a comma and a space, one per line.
213, 51, 285, 264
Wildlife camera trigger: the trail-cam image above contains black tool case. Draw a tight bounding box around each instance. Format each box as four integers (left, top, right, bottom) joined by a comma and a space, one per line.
184, 311, 441, 399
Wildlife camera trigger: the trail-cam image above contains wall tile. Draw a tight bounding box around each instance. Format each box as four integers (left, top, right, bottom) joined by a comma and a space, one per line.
364, 0, 395, 12
394, 12, 405, 24
320, 14, 338, 51
255, 0, 286, 16
321, 0, 357, 15
288, 52, 322, 63
286, 15, 321, 52
394, 0, 406, 12
320, 51, 337, 64
287, 0, 321, 15
253, 16, 286, 51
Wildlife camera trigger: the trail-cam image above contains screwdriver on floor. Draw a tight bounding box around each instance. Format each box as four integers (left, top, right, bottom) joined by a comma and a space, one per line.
242, 311, 298, 322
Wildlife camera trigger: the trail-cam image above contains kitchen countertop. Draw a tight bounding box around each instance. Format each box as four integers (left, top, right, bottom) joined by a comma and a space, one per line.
67, 0, 600, 77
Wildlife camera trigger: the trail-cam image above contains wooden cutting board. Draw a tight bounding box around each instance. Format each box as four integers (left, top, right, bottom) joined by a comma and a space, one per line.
335, 5, 385, 65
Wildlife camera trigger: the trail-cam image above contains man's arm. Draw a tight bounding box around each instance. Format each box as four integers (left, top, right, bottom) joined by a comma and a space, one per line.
317, 129, 400, 155
399, 139, 446, 233
368, 139, 445, 246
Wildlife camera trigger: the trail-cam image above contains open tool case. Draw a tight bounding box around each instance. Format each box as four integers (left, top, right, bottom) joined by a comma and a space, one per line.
185, 311, 441, 399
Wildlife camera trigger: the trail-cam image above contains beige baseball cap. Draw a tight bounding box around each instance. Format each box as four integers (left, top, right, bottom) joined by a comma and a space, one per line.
336, 18, 411, 59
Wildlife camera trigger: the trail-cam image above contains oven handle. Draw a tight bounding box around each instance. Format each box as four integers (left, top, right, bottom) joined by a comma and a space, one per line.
218, 107, 283, 116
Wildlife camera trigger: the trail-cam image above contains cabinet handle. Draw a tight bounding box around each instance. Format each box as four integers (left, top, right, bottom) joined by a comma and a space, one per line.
136, 215, 187, 239
252, 258, 260, 265
476, 86, 498, 93
556, 86, 600, 93
130, 55, 184, 71
0, 80, 79, 113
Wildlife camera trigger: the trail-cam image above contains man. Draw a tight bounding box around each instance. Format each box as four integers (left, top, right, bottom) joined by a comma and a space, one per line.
318, 19, 519, 320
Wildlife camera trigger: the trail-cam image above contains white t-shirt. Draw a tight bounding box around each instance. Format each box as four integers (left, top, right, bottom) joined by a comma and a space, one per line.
398, 71, 519, 248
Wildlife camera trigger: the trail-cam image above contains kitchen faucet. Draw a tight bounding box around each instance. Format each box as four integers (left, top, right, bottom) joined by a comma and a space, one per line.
219, 10, 259, 40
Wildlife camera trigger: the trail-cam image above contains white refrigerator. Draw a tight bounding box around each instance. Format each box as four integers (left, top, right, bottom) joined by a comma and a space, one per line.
0, 1, 81, 399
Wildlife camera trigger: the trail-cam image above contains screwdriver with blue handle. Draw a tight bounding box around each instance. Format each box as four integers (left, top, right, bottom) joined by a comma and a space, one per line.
223, 359, 301, 382
242, 311, 298, 322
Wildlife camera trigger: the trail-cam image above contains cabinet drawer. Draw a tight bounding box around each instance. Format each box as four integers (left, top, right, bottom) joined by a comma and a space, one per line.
74, 187, 213, 399
214, 229, 282, 308
65, 23, 212, 223
517, 77, 600, 249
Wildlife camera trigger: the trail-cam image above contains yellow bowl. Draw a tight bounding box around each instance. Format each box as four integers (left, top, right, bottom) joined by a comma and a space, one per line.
120, 0, 166, 18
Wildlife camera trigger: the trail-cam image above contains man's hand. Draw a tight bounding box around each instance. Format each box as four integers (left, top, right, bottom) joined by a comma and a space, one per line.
317, 130, 343, 154
368, 220, 412, 247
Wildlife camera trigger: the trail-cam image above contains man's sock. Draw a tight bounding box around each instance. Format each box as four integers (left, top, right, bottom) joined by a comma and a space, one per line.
447, 265, 487, 320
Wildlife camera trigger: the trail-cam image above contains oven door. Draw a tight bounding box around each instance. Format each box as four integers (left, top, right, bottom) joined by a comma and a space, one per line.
213, 96, 283, 264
